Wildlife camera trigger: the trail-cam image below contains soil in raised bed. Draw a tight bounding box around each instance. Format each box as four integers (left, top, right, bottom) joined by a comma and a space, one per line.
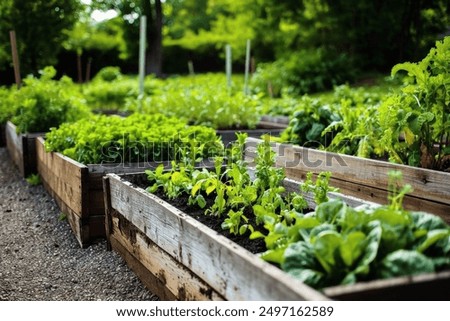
124, 175, 266, 255
154, 190, 267, 255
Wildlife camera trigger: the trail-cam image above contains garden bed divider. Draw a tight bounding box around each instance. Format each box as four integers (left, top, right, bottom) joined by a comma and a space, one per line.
244, 137, 450, 223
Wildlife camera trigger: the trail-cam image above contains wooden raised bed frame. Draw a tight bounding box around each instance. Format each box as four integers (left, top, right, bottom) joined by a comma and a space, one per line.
245, 137, 450, 224
5, 121, 45, 177
103, 172, 450, 300
36, 136, 165, 248
36, 136, 216, 248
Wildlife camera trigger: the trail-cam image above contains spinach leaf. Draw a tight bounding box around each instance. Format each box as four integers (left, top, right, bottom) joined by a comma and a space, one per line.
378, 250, 435, 279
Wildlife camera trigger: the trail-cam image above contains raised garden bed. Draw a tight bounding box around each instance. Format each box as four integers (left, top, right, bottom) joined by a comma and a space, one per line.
35, 136, 163, 248
244, 137, 450, 224
103, 172, 450, 300
6, 121, 45, 177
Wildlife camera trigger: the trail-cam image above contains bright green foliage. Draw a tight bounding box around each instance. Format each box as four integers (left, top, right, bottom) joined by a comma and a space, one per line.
10, 66, 91, 133
26, 173, 41, 186
378, 37, 450, 170
301, 172, 338, 206
82, 67, 158, 111
146, 138, 450, 290
280, 171, 450, 289
250, 49, 356, 97
279, 83, 388, 155
279, 38, 450, 171
63, 18, 126, 57
138, 73, 260, 129
146, 162, 194, 200
45, 113, 223, 165
323, 85, 384, 157
146, 134, 333, 239
94, 66, 122, 82
0, 86, 18, 124
281, 198, 449, 289
279, 96, 340, 148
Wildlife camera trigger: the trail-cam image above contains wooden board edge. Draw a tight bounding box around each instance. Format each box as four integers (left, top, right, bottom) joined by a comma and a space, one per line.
324, 270, 450, 300
244, 137, 450, 206
106, 173, 329, 301
110, 211, 224, 301
5, 120, 25, 176
109, 234, 177, 301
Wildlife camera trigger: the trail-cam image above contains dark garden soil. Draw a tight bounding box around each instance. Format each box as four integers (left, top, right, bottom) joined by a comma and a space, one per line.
125, 175, 267, 255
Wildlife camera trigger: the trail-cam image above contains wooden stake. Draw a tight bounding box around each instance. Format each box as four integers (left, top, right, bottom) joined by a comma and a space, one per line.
244, 39, 251, 95
225, 44, 232, 93
138, 15, 147, 112
251, 57, 256, 74
188, 60, 194, 75
9, 30, 21, 88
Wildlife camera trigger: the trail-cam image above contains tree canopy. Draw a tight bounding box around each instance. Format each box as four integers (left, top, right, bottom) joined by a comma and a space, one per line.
0, 0, 449, 82
0, 0, 81, 76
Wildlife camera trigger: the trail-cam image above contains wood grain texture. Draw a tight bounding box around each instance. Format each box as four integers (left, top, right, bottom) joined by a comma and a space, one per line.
36, 138, 176, 247
106, 173, 328, 301
245, 137, 450, 222
324, 270, 450, 300
109, 234, 177, 300
110, 210, 224, 300
6, 121, 45, 177
6, 121, 25, 176
36, 137, 88, 216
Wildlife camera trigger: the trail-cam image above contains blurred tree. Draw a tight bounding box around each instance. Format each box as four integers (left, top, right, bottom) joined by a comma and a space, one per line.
63, 17, 125, 82
0, 0, 13, 70
0, 0, 81, 76
307, 0, 450, 70
93, 0, 163, 76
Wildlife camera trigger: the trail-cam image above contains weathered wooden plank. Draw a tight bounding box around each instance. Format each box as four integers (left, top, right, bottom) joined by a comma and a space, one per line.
6, 121, 45, 176
110, 211, 224, 301
6, 121, 25, 176
36, 138, 184, 247
324, 270, 450, 300
36, 137, 87, 216
245, 137, 450, 222
109, 235, 177, 300
41, 177, 87, 247
284, 168, 450, 222
106, 173, 328, 301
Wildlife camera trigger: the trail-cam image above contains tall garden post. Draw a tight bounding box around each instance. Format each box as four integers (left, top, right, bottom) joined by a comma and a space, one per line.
244, 39, 251, 95
9, 30, 21, 88
225, 44, 232, 94
138, 15, 147, 113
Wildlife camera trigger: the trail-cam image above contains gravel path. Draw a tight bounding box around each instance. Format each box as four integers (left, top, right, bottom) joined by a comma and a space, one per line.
0, 147, 159, 300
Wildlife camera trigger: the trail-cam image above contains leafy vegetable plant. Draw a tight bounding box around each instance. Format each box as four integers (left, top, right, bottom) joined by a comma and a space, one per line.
378, 37, 450, 170
137, 73, 261, 130
11, 66, 91, 133
45, 113, 223, 165
145, 134, 450, 291
280, 171, 450, 289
